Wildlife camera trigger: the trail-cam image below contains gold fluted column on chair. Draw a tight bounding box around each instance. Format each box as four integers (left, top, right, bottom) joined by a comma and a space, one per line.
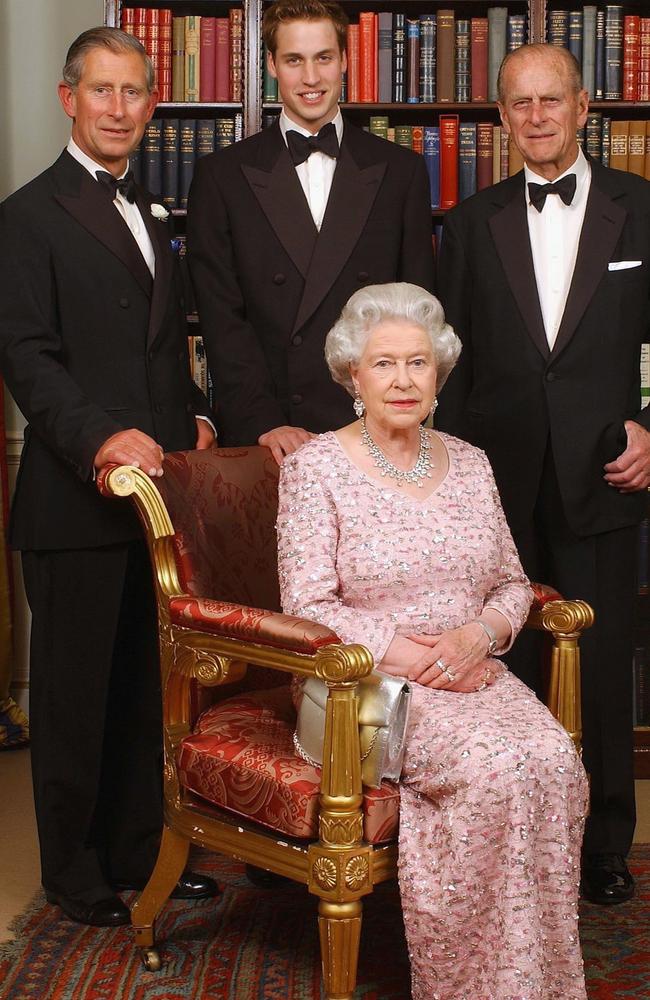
310, 643, 374, 1000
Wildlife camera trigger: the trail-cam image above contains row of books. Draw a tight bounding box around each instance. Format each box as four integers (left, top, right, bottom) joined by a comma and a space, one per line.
584, 115, 650, 177
121, 7, 243, 103
188, 335, 216, 410
263, 9, 526, 106
549, 6, 650, 101
130, 116, 244, 210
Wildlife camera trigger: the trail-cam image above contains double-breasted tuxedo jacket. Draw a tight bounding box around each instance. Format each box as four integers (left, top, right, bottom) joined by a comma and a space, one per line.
187, 120, 435, 444
437, 159, 650, 539
0, 149, 210, 895
0, 149, 209, 552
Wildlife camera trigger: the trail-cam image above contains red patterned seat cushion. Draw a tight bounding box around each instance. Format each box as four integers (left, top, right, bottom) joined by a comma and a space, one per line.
177, 687, 400, 844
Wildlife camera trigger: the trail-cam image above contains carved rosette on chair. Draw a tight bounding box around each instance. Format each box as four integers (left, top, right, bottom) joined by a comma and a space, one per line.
98, 449, 593, 999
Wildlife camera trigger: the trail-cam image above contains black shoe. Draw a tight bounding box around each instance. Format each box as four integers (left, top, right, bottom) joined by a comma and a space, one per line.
581, 853, 635, 905
112, 870, 220, 900
45, 890, 130, 926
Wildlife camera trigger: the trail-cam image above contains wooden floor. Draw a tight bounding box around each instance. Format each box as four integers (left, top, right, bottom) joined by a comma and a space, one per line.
1, 747, 649, 944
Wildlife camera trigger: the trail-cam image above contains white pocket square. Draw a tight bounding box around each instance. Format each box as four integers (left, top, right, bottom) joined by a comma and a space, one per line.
608, 260, 642, 271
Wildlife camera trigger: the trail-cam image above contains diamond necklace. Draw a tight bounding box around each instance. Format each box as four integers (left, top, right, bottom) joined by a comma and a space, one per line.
361, 418, 434, 488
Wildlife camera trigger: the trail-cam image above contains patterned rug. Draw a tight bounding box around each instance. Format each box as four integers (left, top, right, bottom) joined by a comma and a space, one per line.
1, 847, 648, 999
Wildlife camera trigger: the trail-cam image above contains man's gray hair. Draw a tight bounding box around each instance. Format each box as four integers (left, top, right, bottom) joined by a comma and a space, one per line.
497, 43, 583, 103
62, 26, 154, 92
325, 283, 461, 394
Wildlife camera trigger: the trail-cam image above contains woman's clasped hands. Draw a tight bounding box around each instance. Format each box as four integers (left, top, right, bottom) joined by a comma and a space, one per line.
380, 622, 505, 692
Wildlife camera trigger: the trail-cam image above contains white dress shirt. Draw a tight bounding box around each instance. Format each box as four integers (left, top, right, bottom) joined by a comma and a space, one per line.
279, 110, 343, 231
67, 138, 156, 278
525, 148, 591, 351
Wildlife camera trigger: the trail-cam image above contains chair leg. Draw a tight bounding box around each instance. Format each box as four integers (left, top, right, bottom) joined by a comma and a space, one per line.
318, 899, 362, 1000
131, 825, 190, 956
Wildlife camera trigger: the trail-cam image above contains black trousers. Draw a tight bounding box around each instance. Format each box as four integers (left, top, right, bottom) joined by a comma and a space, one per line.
22, 540, 163, 902
506, 448, 637, 857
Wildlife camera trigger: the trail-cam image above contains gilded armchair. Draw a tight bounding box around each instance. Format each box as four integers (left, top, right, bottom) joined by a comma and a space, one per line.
99, 445, 593, 999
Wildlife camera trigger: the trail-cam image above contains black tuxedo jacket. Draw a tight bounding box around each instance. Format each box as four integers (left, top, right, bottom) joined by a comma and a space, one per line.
187, 120, 435, 444
0, 150, 210, 551
436, 160, 650, 537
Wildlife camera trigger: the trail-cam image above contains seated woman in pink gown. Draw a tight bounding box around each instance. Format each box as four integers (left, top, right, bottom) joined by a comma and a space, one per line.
276, 283, 588, 1000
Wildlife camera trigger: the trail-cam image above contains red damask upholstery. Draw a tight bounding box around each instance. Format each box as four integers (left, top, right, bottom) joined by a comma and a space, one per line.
530, 582, 562, 607
178, 688, 399, 844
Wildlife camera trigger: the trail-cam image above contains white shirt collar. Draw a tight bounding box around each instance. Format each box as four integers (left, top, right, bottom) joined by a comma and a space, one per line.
524, 147, 590, 201
67, 138, 130, 181
279, 109, 343, 145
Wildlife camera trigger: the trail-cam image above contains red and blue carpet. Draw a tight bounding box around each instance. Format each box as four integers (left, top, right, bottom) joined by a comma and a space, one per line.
1, 846, 648, 999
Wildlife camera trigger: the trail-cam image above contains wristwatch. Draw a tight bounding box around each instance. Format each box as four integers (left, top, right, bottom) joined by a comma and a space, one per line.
474, 619, 498, 655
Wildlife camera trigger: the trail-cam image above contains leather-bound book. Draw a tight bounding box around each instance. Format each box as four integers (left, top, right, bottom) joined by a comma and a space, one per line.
172, 17, 185, 102
214, 117, 236, 151
199, 17, 216, 102
162, 118, 180, 208
423, 125, 440, 209
229, 8, 244, 103
476, 122, 493, 191
605, 4, 624, 100
359, 12, 377, 103
215, 18, 230, 102
196, 119, 215, 159
158, 10, 173, 102
487, 7, 507, 102
623, 15, 640, 101
595, 9, 606, 98
455, 19, 470, 103
133, 7, 147, 47
411, 124, 424, 155
439, 113, 459, 209
508, 136, 524, 176
392, 14, 405, 103
582, 6, 597, 99
347, 23, 359, 103
471, 18, 488, 103
184, 16, 201, 102
609, 118, 629, 172
458, 122, 477, 201
145, 9, 160, 93
548, 9, 568, 47
121, 7, 135, 33
585, 112, 603, 161
377, 12, 393, 103
406, 18, 420, 103
142, 119, 163, 198
640, 18, 650, 102
628, 120, 646, 176
568, 9, 583, 69
179, 120, 196, 210
436, 10, 455, 104
419, 14, 436, 104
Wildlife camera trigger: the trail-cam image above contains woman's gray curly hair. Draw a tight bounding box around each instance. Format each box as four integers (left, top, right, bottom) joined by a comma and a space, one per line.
325, 282, 461, 394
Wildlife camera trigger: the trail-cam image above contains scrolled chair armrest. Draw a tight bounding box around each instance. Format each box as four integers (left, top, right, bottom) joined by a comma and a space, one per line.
169, 596, 341, 655
527, 581, 595, 635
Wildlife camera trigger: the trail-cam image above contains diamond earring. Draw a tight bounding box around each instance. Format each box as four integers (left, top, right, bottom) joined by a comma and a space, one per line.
353, 393, 365, 418
430, 397, 438, 417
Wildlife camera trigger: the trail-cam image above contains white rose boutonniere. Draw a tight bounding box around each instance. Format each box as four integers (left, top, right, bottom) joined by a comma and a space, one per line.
150, 203, 169, 221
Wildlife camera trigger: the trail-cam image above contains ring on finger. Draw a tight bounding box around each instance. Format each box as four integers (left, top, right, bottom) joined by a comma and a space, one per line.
435, 658, 446, 671
442, 667, 456, 683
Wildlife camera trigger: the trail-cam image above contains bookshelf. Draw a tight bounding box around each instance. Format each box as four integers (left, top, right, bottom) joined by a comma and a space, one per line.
106, 0, 650, 773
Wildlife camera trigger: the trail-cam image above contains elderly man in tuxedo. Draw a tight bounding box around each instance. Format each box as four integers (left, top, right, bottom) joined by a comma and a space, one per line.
188, 0, 435, 463
0, 27, 218, 926
437, 42, 650, 904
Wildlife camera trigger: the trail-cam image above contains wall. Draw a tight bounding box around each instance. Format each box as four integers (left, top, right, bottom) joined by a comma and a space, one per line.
0, 0, 104, 711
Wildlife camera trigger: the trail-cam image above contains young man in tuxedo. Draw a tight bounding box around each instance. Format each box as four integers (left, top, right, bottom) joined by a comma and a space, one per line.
188, 0, 435, 463
0, 28, 218, 926
437, 43, 650, 904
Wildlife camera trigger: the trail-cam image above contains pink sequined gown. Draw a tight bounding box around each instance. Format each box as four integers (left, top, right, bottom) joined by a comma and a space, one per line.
277, 432, 588, 1000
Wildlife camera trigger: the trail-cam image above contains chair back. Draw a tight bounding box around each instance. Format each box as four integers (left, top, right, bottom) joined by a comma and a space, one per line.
158, 446, 281, 612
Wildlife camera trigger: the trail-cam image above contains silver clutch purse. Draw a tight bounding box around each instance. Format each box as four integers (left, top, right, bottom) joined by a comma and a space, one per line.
293, 671, 412, 788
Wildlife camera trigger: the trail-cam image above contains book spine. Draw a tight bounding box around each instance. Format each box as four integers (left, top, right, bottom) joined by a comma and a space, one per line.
476, 122, 493, 191
609, 118, 629, 171
406, 19, 420, 103
455, 20, 470, 103
158, 10, 172, 103
392, 15, 405, 103
646, 123, 650, 181
143, 119, 163, 197
214, 117, 236, 150
605, 4, 624, 100
548, 10, 569, 48
196, 119, 215, 158
146, 9, 160, 94
229, 8, 243, 103
377, 12, 393, 104
582, 6, 597, 98
439, 114, 459, 209
595, 9, 606, 99
492, 125, 501, 184
215, 18, 230, 102
162, 118, 180, 208
394, 125, 413, 149
121, 7, 135, 33
487, 8, 508, 103
234, 112, 243, 142
347, 24, 359, 103
172, 17, 185, 102
458, 122, 477, 202
423, 125, 440, 209
585, 111, 603, 161
199, 17, 217, 102
133, 7, 147, 47
360, 12, 377, 103
508, 136, 524, 175
641, 343, 650, 410
184, 16, 200, 102
419, 15, 436, 104
369, 115, 389, 140
507, 14, 527, 52
500, 127, 509, 180
411, 124, 424, 155
568, 9, 583, 69
263, 42, 278, 102
623, 15, 640, 102
628, 120, 646, 176
179, 119, 197, 210
471, 19, 488, 102
602, 116, 611, 166
640, 19, 650, 103
436, 10, 455, 104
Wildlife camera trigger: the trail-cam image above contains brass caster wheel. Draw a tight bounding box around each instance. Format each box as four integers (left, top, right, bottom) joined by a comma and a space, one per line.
141, 948, 161, 972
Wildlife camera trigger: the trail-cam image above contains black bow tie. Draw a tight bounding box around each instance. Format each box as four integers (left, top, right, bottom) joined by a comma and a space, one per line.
527, 173, 577, 212
286, 123, 340, 166
96, 169, 137, 204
